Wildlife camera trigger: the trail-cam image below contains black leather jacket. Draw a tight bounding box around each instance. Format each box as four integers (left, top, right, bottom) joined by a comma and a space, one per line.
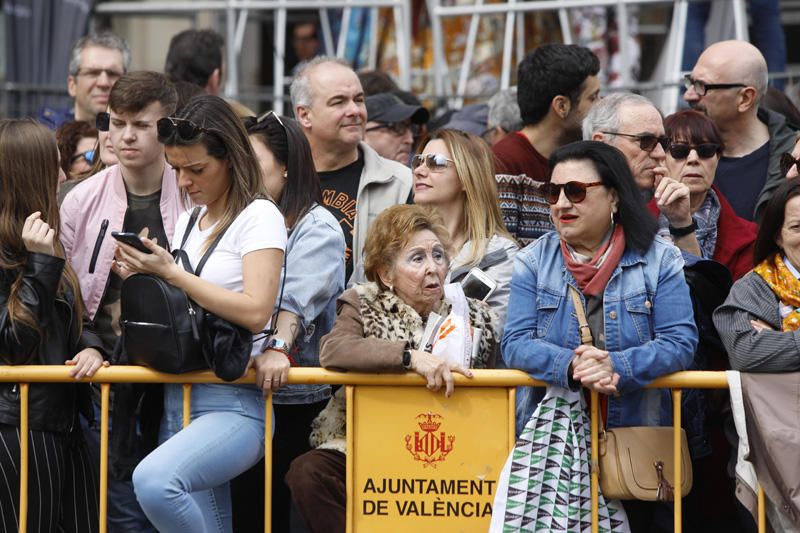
0, 252, 104, 432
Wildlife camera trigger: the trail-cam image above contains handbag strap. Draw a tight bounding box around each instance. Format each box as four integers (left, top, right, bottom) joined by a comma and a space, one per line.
568, 285, 594, 346
172, 207, 231, 277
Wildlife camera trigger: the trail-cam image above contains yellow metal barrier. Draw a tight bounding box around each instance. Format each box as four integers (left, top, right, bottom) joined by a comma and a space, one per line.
0, 367, 762, 533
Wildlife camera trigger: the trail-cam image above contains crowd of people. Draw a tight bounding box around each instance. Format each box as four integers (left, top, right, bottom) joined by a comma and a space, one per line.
1, 23, 800, 533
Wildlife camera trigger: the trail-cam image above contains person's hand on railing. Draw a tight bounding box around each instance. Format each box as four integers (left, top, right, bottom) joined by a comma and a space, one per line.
65, 347, 109, 379
21, 211, 55, 256
409, 349, 473, 398
250, 349, 290, 396
571, 345, 619, 395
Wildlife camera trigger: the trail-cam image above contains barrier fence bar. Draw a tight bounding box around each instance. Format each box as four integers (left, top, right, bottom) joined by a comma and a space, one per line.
99, 384, 111, 533
673, 389, 682, 533
19, 383, 29, 533
182, 383, 192, 429
0, 368, 765, 532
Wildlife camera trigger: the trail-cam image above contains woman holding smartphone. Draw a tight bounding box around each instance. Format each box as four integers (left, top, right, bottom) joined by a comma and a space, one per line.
412, 129, 518, 335
114, 95, 286, 533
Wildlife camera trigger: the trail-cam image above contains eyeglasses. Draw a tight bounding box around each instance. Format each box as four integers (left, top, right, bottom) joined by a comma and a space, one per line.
70, 149, 96, 165
780, 152, 800, 177
366, 121, 419, 137
157, 117, 218, 143
683, 75, 747, 96
75, 68, 123, 81
601, 131, 669, 152
540, 181, 604, 205
410, 153, 454, 171
667, 143, 720, 160
96, 112, 110, 132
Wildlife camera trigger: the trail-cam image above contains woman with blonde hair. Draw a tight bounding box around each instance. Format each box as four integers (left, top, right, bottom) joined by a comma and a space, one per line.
412, 128, 518, 332
0, 119, 106, 533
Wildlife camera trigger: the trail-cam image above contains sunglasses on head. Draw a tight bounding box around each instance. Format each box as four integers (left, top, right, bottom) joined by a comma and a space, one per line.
410, 153, 454, 171
601, 131, 669, 152
780, 152, 800, 177
540, 181, 604, 205
70, 149, 96, 165
667, 142, 720, 160
157, 117, 217, 143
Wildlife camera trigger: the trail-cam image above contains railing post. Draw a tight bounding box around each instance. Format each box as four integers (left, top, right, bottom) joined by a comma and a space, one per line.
182, 384, 192, 429
264, 393, 273, 533
590, 389, 599, 533
19, 383, 29, 533
757, 484, 766, 532
345, 385, 355, 533
99, 384, 111, 533
672, 389, 682, 533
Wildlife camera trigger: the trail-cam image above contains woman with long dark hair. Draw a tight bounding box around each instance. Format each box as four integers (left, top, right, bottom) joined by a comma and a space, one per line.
238, 113, 345, 531
116, 95, 286, 532
0, 119, 106, 533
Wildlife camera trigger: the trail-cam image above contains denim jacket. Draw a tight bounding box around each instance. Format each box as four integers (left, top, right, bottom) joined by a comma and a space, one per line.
272, 204, 346, 405
503, 232, 698, 435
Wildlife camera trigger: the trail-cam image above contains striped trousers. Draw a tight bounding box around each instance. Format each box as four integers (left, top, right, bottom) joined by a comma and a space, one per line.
0, 424, 99, 533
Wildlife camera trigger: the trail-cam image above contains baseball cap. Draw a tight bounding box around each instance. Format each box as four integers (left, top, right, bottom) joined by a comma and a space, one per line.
366, 93, 429, 124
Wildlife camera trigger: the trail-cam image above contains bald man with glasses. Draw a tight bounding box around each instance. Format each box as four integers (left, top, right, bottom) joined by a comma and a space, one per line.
684, 40, 797, 222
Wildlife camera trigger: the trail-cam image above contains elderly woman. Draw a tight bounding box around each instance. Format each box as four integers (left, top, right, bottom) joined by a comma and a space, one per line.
714, 178, 800, 371
412, 128, 518, 335
286, 204, 496, 533
648, 110, 756, 281
502, 141, 697, 530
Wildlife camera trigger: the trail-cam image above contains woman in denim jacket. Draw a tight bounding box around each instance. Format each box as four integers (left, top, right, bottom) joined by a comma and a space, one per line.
242, 112, 346, 532
503, 141, 698, 530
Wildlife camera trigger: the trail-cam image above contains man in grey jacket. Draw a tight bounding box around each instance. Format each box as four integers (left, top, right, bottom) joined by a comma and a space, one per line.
291, 57, 412, 283
684, 40, 797, 222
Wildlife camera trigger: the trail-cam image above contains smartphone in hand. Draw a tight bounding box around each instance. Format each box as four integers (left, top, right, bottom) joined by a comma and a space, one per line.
111, 231, 152, 254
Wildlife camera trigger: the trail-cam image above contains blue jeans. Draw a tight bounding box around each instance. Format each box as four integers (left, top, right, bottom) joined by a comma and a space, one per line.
81, 400, 156, 533
132, 384, 269, 533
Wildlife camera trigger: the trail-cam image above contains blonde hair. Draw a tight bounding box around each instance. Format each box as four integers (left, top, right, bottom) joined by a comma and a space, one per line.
419, 129, 513, 269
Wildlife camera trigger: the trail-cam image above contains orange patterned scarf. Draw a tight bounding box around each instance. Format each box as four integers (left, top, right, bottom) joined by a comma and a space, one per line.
754, 253, 800, 331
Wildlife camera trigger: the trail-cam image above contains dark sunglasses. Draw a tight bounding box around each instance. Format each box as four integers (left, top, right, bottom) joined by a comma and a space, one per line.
70, 149, 96, 165
410, 153, 454, 171
366, 121, 419, 137
667, 143, 720, 160
157, 117, 217, 143
781, 152, 800, 177
601, 131, 669, 152
540, 181, 604, 205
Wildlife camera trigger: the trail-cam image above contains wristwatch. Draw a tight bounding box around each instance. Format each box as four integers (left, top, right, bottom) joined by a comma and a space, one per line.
402, 347, 413, 370
668, 219, 697, 237
265, 337, 291, 357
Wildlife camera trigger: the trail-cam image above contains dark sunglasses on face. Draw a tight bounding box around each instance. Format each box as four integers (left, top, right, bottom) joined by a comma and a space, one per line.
157, 117, 216, 143
667, 143, 720, 160
601, 131, 669, 152
410, 153, 454, 171
70, 149, 96, 165
780, 152, 800, 177
366, 121, 419, 137
540, 181, 605, 205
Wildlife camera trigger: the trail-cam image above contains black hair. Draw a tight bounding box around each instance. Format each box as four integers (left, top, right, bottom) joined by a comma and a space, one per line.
245, 114, 322, 229
517, 44, 600, 127
754, 179, 800, 265
550, 141, 657, 254
358, 70, 399, 96
165, 29, 224, 88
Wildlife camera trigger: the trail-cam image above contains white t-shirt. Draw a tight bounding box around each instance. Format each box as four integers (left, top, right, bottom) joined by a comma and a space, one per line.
173, 199, 287, 354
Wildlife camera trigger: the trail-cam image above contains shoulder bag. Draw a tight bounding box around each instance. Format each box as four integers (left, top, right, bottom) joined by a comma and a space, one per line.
568, 286, 693, 502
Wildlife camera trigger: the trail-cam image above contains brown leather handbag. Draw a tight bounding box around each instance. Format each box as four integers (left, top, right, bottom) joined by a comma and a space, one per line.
568, 286, 693, 502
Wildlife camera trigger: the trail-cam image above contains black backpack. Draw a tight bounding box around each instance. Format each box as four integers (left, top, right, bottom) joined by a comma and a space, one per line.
119, 207, 252, 380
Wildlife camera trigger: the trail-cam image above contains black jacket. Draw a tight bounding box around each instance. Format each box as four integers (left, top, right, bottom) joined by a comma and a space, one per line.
0, 252, 104, 432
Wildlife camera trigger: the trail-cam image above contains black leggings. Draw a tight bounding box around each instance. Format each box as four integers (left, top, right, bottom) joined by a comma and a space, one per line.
0, 424, 99, 533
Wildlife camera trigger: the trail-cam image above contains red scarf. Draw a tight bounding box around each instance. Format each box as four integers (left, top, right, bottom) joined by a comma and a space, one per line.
560, 224, 626, 296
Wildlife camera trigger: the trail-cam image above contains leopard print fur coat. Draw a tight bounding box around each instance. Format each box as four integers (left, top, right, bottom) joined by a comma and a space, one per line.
309, 282, 496, 453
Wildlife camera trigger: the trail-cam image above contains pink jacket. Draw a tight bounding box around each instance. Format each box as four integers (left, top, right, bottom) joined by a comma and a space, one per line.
60, 164, 184, 320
